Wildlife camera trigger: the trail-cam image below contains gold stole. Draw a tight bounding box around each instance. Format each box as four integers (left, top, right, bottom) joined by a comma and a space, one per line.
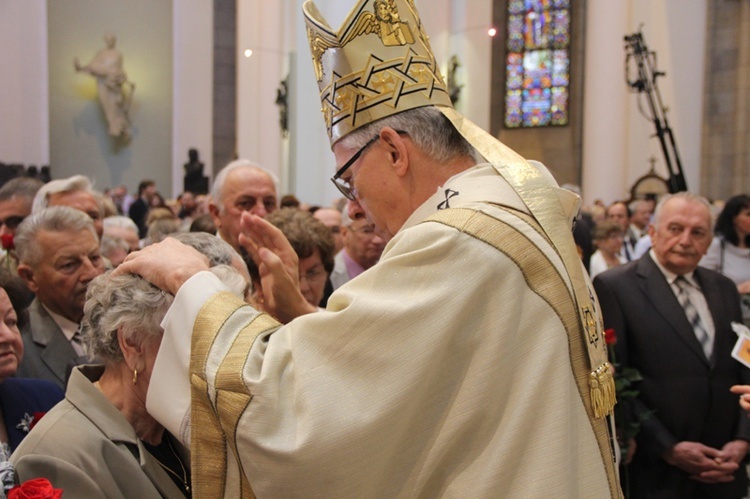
190, 291, 280, 498
437, 106, 621, 498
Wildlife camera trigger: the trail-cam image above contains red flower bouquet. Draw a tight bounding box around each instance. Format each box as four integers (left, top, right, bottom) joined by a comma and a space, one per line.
8, 478, 62, 499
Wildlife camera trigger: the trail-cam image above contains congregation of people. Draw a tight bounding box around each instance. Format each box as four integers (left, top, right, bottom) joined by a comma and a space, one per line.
2, 153, 749, 498
0, 157, 392, 496
2, 0, 750, 497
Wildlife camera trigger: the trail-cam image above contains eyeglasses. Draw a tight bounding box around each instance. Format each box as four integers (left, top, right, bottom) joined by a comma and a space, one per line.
349, 224, 376, 235
299, 266, 327, 283
0, 216, 24, 230
330, 130, 406, 201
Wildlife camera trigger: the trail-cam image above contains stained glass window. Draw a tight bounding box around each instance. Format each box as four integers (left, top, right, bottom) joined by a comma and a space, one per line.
504, 0, 571, 128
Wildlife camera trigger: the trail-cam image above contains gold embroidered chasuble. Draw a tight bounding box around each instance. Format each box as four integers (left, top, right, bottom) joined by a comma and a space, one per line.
167, 164, 618, 498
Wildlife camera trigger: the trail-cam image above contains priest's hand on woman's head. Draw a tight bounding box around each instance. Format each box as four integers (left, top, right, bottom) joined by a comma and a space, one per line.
114, 237, 209, 295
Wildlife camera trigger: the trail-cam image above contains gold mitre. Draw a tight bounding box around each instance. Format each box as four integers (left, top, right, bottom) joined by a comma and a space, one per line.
303, 0, 454, 145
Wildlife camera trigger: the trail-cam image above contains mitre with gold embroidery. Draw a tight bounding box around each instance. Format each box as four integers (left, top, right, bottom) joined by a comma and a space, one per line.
303, 0, 453, 145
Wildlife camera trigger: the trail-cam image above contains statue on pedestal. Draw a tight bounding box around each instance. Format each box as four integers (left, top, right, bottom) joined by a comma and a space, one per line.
184, 148, 209, 195
74, 34, 135, 139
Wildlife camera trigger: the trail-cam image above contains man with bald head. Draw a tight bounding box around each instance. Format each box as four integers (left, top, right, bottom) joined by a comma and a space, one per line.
209, 160, 278, 252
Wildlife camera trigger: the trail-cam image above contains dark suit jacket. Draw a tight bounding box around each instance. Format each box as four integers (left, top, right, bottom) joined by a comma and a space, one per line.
0, 377, 64, 451
16, 299, 85, 390
128, 197, 149, 239
594, 254, 750, 498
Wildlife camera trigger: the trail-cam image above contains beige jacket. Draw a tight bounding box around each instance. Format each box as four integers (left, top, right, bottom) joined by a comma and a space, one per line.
11, 365, 187, 498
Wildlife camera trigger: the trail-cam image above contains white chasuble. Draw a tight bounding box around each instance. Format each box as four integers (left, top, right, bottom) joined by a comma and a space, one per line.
148, 164, 615, 498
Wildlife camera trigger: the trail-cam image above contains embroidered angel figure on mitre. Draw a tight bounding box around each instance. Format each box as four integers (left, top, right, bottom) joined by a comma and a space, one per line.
341, 0, 415, 48
306, 0, 420, 82
373, 0, 414, 45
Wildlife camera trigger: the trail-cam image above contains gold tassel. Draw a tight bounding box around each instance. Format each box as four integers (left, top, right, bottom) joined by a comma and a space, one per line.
589, 363, 616, 419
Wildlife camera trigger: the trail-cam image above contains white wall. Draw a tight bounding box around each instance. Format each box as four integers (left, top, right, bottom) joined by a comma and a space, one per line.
583, 0, 707, 205
582, 0, 630, 205
236, 0, 288, 187
634, 0, 706, 196
0, 1, 212, 198
0, 0, 48, 166
172, 2, 214, 196
447, 0, 493, 132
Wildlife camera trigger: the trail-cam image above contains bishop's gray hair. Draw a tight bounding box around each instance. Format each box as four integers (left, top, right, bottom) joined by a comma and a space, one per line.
337, 106, 480, 165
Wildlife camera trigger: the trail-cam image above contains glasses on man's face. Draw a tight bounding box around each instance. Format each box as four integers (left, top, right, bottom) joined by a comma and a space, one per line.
0, 216, 24, 230
331, 136, 380, 201
349, 224, 376, 235
330, 130, 406, 201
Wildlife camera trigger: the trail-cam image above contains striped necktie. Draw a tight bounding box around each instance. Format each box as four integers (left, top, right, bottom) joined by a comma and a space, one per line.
71, 326, 85, 356
675, 276, 712, 359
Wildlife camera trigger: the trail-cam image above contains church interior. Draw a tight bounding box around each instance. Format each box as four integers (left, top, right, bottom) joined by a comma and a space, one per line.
0, 0, 747, 208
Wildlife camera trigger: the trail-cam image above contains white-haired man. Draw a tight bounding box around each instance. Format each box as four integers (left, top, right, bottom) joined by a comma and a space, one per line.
33, 174, 104, 240
208, 159, 278, 252
594, 192, 749, 498
103, 215, 140, 253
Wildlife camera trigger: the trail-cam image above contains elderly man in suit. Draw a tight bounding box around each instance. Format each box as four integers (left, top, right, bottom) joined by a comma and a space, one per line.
594, 192, 750, 498
14, 206, 106, 389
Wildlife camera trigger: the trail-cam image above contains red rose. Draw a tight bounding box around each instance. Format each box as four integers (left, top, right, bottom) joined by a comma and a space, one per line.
8, 478, 63, 499
29, 412, 47, 430
0, 233, 13, 251
604, 328, 617, 346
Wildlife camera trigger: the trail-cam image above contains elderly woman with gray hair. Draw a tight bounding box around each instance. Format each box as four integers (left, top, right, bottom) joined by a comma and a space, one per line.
10, 232, 249, 497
